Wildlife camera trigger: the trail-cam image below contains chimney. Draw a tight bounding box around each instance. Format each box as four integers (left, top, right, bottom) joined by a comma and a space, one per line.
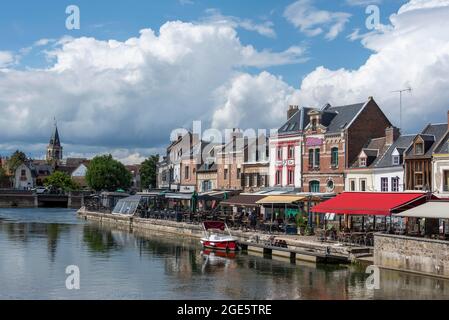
385, 126, 400, 145
287, 105, 299, 120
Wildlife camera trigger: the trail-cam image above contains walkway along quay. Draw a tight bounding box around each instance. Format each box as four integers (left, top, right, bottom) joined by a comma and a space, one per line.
77, 208, 371, 264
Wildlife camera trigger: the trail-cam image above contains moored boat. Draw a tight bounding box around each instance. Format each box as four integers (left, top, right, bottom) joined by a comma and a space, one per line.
200, 221, 239, 251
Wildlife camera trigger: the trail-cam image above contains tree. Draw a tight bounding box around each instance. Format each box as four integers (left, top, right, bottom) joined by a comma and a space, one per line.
0, 167, 9, 187
44, 171, 80, 191
86, 154, 132, 191
140, 154, 159, 189
8, 150, 27, 174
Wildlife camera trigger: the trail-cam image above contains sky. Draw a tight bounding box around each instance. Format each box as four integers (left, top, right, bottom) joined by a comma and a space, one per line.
0, 0, 449, 164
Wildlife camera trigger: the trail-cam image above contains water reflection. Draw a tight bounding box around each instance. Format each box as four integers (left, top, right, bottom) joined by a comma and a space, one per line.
1, 208, 449, 299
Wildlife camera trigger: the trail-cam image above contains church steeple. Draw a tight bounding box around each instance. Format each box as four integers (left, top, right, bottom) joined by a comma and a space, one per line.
47, 119, 63, 163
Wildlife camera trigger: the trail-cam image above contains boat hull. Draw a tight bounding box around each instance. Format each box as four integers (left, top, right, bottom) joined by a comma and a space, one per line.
200, 239, 239, 251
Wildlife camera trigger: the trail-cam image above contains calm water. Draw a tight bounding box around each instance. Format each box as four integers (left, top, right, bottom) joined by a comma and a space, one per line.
1, 208, 449, 300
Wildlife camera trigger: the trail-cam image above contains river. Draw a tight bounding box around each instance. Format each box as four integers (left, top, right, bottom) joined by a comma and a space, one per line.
0, 208, 448, 300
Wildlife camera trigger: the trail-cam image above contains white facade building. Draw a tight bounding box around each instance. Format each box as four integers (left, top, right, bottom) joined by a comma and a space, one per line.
269, 106, 311, 189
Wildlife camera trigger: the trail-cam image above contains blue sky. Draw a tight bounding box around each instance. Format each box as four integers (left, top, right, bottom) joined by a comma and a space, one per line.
0, 0, 405, 86
1, 0, 448, 163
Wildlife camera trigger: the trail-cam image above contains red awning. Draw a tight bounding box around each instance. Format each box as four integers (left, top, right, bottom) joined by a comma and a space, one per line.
311, 192, 427, 216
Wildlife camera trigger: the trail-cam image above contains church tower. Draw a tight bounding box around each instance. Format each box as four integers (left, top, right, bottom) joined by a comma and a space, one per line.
47, 121, 63, 163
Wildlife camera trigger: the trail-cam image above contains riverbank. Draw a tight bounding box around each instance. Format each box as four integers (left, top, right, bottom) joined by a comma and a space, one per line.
78, 208, 372, 264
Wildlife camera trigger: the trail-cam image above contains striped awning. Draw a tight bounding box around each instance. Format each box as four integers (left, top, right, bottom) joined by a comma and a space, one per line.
256, 195, 305, 204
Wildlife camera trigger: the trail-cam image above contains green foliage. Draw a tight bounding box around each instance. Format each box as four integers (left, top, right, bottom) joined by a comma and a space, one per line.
8, 150, 27, 173
44, 171, 80, 191
140, 154, 159, 189
0, 167, 6, 180
0, 167, 9, 187
86, 154, 132, 191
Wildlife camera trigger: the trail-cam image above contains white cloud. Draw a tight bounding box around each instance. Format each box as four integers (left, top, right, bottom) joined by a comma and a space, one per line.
0, 51, 15, 68
296, 0, 449, 133
398, 0, 449, 14
284, 0, 351, 40
345, 0, 382, 6
0, 21, 306, 158
202, 9, 277, 38
211, 71, 301, 129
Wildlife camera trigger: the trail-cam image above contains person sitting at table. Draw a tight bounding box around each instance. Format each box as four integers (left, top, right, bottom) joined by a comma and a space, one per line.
249, 210, 258, 231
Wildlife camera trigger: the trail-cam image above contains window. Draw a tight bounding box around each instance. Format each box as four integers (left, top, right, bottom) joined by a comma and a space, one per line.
415, 142, 424, 155
381, 177, 389, 192
444, 171, 449, 192
21, 169, 26, 176
237, 168, 241, 179
184, 166, 190, 180
360, 157, 367, 167
224, 168, 228, 180
288, 146, 295, 159
331, 147, 339, 167
415, 173, 423, 187
309, 181, 320, 193
392, 155, 400, 166
326, 180, 335, 192
360, 179, 367, 192
275, 170, 282, 185
308, 149, 314, 168
392, 177, 400, 192
288, 169, 295, 185
277, 147, 283, 160
311, 119, 317, 131
349, 179, 356, 191
314, 149, 320, 168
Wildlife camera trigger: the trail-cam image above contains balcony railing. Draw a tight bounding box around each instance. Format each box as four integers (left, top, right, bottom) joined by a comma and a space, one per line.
444, 185, 449, 192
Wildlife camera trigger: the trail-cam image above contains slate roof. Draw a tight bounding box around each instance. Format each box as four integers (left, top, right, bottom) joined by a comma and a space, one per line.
374, 135, 415, 168
405, 123, 448, 157
324, 102, 366, 134
49, 125, 61, 146
434, 131, 449, 154
277, 107, 313, 135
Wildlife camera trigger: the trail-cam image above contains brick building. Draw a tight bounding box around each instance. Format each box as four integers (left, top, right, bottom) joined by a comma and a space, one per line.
302, 97, 392, 193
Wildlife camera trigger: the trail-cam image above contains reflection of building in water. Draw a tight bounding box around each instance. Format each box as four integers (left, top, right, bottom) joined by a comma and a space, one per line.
375, 269, 449, 299
0, 221, 69, 262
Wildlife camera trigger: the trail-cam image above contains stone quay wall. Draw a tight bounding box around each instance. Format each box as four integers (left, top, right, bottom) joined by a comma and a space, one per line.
78, 209, 363, 263
374, 233, 449, 278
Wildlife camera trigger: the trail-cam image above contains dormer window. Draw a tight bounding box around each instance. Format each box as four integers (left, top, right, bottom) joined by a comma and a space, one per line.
392, 155, 400, 165
360, 157, 367, 167
415, 142, 424, 155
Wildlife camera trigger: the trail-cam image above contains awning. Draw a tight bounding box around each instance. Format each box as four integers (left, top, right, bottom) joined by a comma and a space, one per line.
395, 201, 449, 219
220, 194, 266, 207
256, 195, 305, 204
164, 193, 193, 200
311, 192, 427, 216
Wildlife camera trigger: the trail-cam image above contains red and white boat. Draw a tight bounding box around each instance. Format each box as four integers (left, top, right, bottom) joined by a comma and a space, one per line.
200, 221, 239, 251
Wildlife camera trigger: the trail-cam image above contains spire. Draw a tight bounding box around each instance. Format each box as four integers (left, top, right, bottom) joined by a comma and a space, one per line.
49, 118, 61, 146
